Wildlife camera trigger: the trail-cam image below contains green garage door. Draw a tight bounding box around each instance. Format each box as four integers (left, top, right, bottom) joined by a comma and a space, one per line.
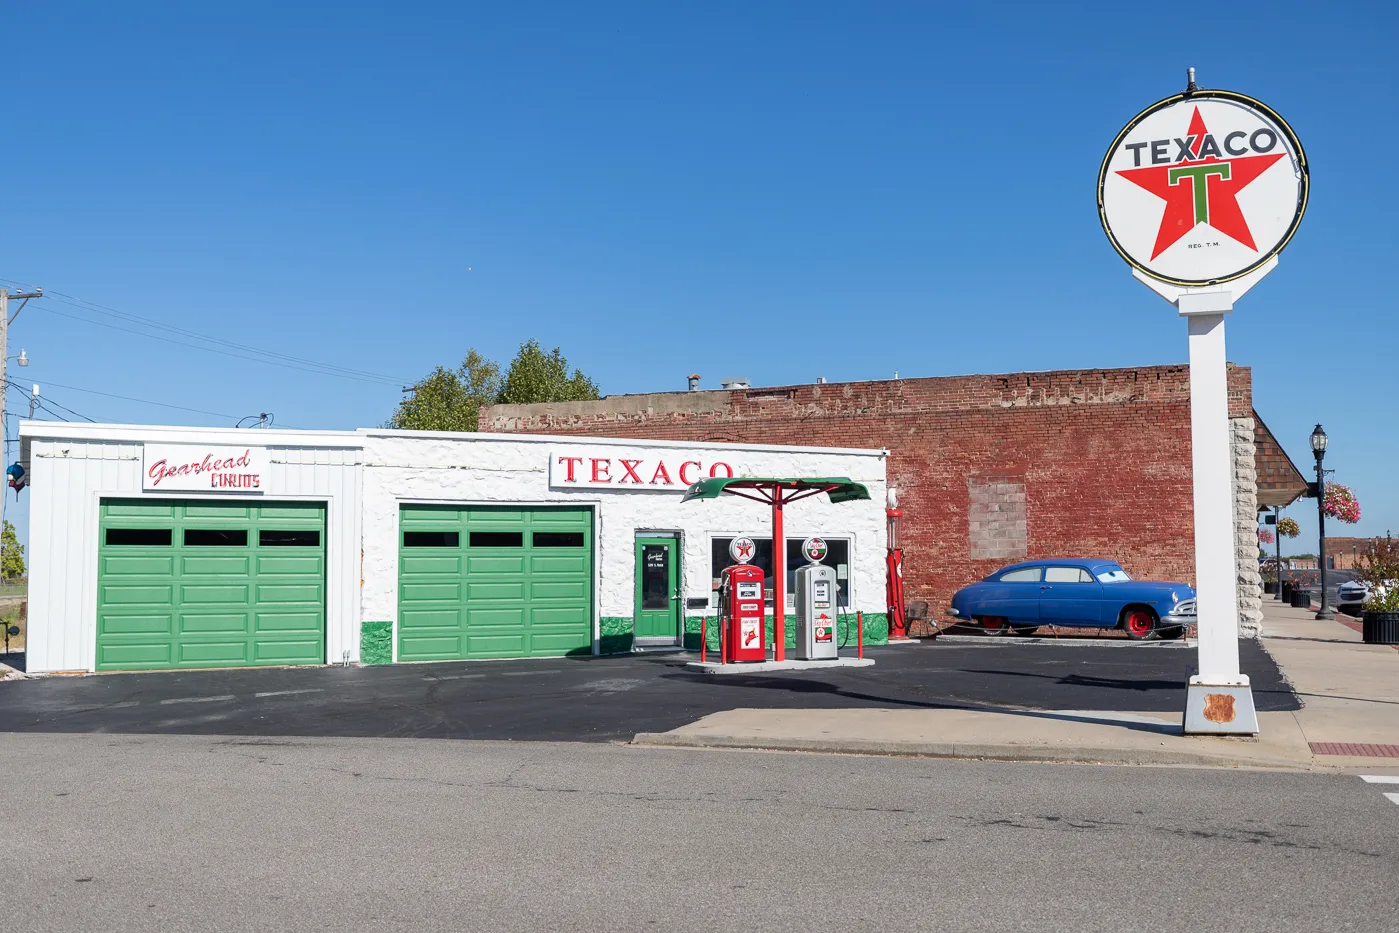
97, 500, 326, 671
398, 506, 593, 661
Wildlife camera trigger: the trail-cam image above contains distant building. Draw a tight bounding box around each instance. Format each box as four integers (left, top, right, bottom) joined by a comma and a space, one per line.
482, 363, 1309, 635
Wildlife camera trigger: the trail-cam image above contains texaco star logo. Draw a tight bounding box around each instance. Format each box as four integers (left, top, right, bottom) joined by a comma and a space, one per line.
1115, 106, 1286, 260
1099, 89, 1307, 287
729, 536, 756, 564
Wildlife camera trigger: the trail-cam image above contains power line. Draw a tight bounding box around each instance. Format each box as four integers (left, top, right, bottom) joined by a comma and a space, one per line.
41, 292, 409, 384
34, 303, 407, 386
0, 276, 413, 386
5, 381, 95, 422
7, 378, 237, 421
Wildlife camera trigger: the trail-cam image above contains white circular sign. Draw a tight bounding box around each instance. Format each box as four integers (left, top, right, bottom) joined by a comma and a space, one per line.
1098, 90, 1307, 287
729, 536, 756, 564
801, 536, 828, 563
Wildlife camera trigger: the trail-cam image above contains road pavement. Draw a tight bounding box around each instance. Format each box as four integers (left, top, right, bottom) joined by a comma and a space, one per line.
3, 732, 1395, 933
0, 640, 1297, 741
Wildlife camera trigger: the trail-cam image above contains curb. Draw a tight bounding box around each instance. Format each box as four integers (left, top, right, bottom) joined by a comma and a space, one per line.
630, 732, 1311, 771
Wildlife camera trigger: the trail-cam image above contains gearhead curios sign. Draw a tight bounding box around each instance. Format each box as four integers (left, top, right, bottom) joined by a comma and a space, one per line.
1098, 89, 1308, 287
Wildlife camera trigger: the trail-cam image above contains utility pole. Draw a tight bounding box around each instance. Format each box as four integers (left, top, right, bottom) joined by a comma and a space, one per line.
0, 286, 42, 581
0, 286, 42, 426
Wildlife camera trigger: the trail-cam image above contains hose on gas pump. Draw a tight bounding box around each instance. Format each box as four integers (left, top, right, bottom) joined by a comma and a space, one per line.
837, 602, 854, 649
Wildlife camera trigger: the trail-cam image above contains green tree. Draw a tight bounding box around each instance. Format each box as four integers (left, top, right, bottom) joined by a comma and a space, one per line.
387, 349, 501, 432
496, 339, 601, 406
1, 520, 25, 582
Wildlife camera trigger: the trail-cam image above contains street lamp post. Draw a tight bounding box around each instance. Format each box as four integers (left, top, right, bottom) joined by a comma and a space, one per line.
1310, 424, 1333, 621
1275, 507, 1283, 599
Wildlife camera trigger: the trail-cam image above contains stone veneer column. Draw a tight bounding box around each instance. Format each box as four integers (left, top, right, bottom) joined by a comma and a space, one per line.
1231, 416, 1263, 637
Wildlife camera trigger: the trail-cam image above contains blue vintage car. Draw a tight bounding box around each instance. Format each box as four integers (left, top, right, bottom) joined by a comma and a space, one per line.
946, 559, 1197, 639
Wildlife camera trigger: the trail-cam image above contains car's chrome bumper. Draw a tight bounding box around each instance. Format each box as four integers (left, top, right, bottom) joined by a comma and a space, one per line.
1163, 598, 1197, 626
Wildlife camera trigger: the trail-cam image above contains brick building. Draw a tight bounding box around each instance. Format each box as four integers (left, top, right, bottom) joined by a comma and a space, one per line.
482, 364, 1308, 636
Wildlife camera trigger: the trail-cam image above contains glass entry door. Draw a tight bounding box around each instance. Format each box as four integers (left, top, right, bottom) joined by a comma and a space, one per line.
633, 537, 680, 644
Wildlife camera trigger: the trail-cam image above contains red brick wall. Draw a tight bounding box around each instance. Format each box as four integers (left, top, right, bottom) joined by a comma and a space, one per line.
483, 365, 1253, 620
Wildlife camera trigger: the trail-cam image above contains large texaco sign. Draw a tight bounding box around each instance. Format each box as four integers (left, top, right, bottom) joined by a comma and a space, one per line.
1098, 89, 1308, 287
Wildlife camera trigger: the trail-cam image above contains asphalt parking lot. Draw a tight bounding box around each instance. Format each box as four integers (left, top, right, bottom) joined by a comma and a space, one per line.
0, 639, 1297, 741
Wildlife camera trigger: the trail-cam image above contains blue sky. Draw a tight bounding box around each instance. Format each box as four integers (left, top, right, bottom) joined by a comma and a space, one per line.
3, 1, 1395, 550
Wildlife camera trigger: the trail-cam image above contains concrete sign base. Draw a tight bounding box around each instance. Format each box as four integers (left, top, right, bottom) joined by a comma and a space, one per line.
1184, 678, 1260, 735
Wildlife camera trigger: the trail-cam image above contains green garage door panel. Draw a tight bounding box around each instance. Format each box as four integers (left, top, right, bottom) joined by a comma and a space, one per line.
398, 506, 593, 661
97, 500, 326, 671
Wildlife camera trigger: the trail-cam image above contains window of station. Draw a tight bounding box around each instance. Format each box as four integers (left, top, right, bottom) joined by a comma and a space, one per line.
403, 531, 460, 548
183, 529, 249, 547
709, 537, 852, 607
469, 531, 524, 548
259, 529, 321, 547
532, 532, 585, 548
104, 528, 173, 546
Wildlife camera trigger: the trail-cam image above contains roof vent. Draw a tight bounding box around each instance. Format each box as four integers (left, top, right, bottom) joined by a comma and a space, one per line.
687, 373, 702, 391
720, 377, 750, 390
816, 376, 827, 384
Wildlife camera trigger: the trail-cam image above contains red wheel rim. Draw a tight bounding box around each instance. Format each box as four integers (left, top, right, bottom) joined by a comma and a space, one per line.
1126, 610, 1153, 637
983, 616, 1007, 632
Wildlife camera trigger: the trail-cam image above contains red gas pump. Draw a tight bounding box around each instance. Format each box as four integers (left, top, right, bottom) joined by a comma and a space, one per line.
719, 564, 767, 663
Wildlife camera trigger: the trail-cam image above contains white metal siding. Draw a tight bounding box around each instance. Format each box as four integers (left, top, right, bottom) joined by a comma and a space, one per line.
23, 434, 363, 674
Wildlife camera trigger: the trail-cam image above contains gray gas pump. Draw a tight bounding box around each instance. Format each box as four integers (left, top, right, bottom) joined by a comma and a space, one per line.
794, 563, 839, 660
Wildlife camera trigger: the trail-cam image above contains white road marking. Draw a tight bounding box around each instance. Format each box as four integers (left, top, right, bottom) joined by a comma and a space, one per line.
159, 694, 235, 705
424, 674, 484, 681
1360, 775, 1399, 784
502, 670, 561, 677
1385, 793, 1399, 807
253, 688, 324, 698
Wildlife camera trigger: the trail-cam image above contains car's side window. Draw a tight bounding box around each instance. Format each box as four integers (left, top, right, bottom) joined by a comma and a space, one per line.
1044, 566, 1086, 583
1079, 569, 1095, 583
1001, 567, 1042, 583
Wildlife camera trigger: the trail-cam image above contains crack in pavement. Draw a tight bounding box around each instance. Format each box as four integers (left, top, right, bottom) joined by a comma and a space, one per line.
953, 813, 1384, 858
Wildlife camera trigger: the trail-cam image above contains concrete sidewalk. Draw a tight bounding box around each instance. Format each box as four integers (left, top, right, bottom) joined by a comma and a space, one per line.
1257, 599, 1399, 768
634, 601, 1399, 771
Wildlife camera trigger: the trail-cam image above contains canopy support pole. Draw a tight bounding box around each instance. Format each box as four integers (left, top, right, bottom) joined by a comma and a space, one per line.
772, 488, 785, 662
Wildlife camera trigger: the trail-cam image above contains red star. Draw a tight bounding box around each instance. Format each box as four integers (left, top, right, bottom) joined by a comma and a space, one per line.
1116, 107, 1286, 259
736, 540, 753, 559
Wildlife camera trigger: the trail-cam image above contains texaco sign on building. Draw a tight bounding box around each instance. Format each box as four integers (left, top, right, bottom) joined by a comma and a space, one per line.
1098, 89, 1308, 287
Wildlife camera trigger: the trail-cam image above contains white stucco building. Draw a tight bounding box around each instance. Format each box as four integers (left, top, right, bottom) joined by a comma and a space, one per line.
18, 422, 888, 674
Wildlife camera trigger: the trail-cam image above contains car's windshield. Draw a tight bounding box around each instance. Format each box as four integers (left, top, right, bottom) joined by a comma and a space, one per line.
1095, 566, 1132, 584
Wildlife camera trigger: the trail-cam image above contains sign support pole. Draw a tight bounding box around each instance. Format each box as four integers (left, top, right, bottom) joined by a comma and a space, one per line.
1136, 261, 1274, 735
1101, 75, 1307, 736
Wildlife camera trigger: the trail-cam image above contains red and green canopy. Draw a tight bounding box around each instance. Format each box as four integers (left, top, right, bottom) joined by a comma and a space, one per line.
681, 476, 872, 506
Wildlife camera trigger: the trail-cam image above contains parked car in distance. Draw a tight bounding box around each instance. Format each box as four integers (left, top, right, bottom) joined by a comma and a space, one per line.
1337, 579, 1369, 612
946, 559, 1197, 639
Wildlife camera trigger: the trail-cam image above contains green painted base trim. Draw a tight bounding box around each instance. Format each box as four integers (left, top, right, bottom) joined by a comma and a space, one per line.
600, 616, 633, 655
360, 620, 393, 665
684, 612, 889, 651
601, 611, 889, 655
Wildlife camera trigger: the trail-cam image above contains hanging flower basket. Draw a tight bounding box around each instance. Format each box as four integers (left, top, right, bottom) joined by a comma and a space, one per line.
1323, 482, 1361, 524
1277, 517, 1301, 538
1257, 527, 1276, 545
